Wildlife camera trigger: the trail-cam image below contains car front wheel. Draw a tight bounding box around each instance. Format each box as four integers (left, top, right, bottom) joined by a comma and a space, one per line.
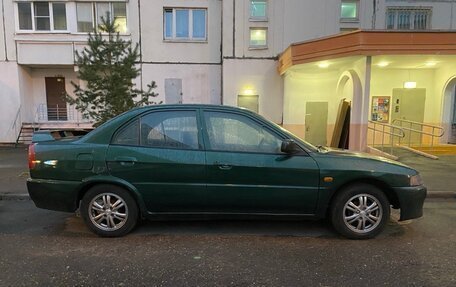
80, 185, 138, 237
330, 184, 390, 239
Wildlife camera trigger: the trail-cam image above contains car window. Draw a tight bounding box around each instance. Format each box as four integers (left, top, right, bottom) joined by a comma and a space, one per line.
140, 111, 199, 150
204, 111, 282, 153
112, 119, 140, 146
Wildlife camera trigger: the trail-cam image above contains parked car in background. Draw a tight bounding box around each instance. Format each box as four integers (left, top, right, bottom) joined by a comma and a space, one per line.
27, 105, 426, 239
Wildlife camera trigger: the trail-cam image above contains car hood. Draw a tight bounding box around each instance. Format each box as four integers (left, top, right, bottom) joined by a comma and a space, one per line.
322, 147, 412, 169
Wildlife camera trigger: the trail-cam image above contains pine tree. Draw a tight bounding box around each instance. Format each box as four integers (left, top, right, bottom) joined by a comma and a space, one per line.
67, 14, 159, 126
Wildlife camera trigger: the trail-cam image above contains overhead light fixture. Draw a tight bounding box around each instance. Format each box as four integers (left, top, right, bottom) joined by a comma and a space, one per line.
404, 81, 417, 89
317, 62, 330, 68
240, 85, 256, 96
377, 61, 389, 67
425, 61, 437, 67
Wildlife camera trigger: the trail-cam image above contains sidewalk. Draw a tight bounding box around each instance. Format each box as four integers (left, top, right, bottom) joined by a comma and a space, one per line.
392, 148, 456, 198
0, 146, 455, 200
0, 146, 29, 200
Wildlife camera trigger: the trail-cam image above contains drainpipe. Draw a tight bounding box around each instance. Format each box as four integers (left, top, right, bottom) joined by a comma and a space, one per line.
451, 0, 454, 30
371, 0, 377, 29
137, 0, 143, 91
1, 0, 7, 60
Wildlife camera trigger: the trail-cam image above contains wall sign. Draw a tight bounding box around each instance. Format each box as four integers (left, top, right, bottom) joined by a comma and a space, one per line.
371, 96, 390, 123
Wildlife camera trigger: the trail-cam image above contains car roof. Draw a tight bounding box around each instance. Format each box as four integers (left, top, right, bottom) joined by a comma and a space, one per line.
132, 104, 252, 112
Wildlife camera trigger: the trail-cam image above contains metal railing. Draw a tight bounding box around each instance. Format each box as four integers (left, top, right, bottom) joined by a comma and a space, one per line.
10, 105, 22, 141
392, 118, 445, 149
368, 120, 405, 156
35, 104, 90, 123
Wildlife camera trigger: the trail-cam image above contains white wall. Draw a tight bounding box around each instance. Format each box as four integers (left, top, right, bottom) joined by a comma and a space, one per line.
283, 70, 339, 125
370, 68, 436, 123
141, 63, 221, 105
223, 59, 283, 123
140, 0, 221, 64
0, 62, 21, 142
224, 0, 373, 59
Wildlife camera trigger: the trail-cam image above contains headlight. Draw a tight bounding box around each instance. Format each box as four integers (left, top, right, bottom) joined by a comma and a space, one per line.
410, 174, 423, 186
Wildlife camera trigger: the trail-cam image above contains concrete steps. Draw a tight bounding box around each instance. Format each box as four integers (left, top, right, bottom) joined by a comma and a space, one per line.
16, 123, 36, 145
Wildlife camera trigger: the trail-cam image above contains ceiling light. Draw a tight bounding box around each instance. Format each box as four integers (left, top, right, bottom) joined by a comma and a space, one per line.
404, 81, 417, 89
317, 62, 330, 68
377, 61, 389, 67
425, 61, 437, 67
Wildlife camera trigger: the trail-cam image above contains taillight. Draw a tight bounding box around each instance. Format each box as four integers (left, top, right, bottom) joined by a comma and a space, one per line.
28, 143, 36, 169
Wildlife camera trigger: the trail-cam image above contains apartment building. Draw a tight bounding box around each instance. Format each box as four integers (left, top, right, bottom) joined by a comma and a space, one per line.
1, 0, 456, 150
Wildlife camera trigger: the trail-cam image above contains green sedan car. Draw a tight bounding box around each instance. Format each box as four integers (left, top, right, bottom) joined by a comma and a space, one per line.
27, 105, 426, 239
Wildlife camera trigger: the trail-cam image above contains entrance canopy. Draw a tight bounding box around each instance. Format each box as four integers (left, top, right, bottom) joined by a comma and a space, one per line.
278, 30, 456, 75
278, 30, 456, 151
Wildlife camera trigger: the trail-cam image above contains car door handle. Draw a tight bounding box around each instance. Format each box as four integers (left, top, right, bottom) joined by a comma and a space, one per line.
114, 156, 137, 166
214, 162, 232, 170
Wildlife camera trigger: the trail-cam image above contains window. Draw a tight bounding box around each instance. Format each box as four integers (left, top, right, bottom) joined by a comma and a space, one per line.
164, 8, 207, 41
76, 3, 93, 32
77, 2, 127, 33
140, 111, 199, 150
249, 28, 267, 48
250, 0, 267, 20
340, 1, 359, 22
112, 119, 140, 146
17, 2, 67, 31
18, 3, 32, 30
386, 8, 431, 30
204, 112, 282, 153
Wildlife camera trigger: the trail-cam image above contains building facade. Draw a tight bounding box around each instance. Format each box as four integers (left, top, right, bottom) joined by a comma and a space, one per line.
1, 0, 456, 149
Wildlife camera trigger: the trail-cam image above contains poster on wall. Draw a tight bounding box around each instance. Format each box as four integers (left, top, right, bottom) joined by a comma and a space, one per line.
371, 96, 390, 123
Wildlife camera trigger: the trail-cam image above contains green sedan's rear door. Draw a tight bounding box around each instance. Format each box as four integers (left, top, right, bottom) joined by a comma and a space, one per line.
106, 109, 207, 213
201, 110, 320, 215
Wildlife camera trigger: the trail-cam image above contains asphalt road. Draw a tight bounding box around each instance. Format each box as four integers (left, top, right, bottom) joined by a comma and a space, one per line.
1, 199, 455, 286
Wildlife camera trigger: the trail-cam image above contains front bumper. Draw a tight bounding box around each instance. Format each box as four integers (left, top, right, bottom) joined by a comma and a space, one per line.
27, 178, 80, 212
394, 185, 427, 221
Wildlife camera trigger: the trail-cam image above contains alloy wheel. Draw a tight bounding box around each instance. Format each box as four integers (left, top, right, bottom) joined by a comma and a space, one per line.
88, 193, 129, 232
343, 193, 383, 234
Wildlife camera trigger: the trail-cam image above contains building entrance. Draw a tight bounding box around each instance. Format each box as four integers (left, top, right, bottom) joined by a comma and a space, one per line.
392, 88, 426, 144
45, 77, 67, 121
305, 102, 328, 146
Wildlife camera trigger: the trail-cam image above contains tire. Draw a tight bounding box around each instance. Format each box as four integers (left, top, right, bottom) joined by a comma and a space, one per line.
330, 183, 390, 239
80, 184, 138, 237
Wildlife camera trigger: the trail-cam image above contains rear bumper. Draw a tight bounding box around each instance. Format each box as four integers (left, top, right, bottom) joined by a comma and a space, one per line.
394, 185, 427, 221
27, 178, 80, 212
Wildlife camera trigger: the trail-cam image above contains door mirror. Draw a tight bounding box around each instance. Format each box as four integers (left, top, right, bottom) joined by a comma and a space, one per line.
281, 139, 302, 154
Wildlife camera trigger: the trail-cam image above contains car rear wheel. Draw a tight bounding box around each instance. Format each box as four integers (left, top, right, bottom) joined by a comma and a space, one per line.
80, 185, 138, 237
330, 184, 390, 239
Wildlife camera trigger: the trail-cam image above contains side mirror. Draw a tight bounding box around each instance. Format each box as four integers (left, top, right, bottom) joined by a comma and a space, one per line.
281, 139, 302, 154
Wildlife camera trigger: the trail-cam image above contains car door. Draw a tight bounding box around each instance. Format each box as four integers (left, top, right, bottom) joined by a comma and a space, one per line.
106, 109, 207, 213
202, 110, 320, 215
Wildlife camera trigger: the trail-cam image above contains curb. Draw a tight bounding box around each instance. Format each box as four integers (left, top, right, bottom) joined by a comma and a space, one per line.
0, 193, 30, 201
426, 191, 456, 199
